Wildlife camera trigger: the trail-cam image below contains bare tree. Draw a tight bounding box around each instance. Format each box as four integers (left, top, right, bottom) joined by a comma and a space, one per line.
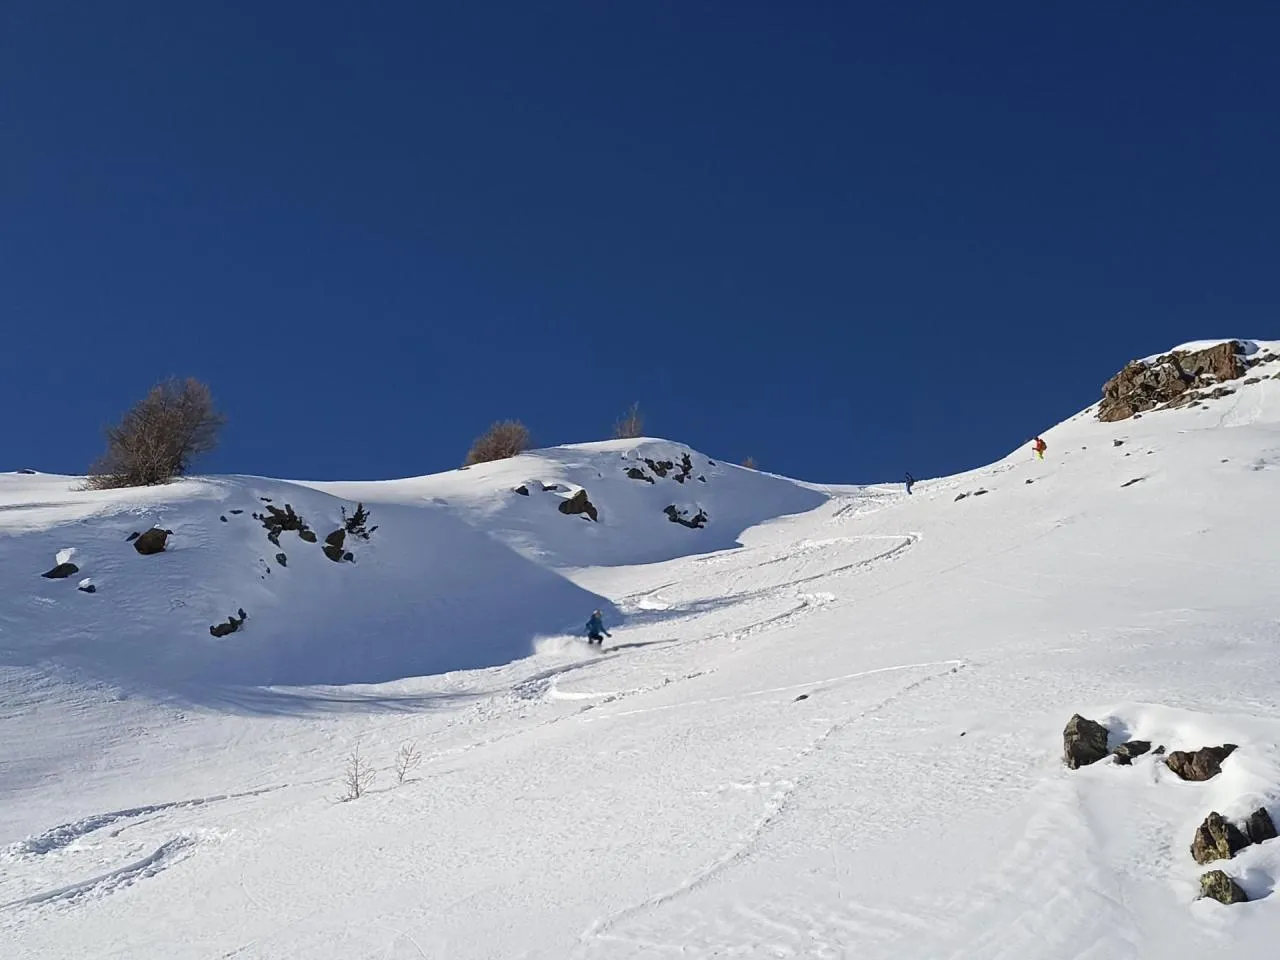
743, 455, 758, 470
88, 377, 225, 489
394, 741, 423, 785
612, 401, 644, 440
339, 744, 377, 801
464, 420, 530, 466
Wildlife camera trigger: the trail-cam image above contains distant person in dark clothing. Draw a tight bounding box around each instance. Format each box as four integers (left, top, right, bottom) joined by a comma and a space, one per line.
905, 472, 915, 495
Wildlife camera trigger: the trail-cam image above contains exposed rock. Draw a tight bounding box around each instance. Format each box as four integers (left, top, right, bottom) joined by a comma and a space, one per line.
1098, 341, 1245, 422
707, 459, 716, 466
643, 458, 674, 478
626, 467, 654, 484
1154, 745, 1166, 755
299, 530, 317, 543
673, 453, 695, 483
17, 468, 37, 474
126, 531, 140, 542
1244, 808, 1277, 845
1198, 870, 1248, 905
514, 485, 530, 496
343, 551, 354, 562
132, 528, 172, 555
41, 562, 80, 579
663, 504, 708, 529
229, 509, 243, 515
275, 552, 288, 568
1112, 740, 1152, 765
1165, 744, 1238, 781
258, 504, 313, 545
558, 489, 599, 522
698, 475, 706, 482
973, 489, 989, 497
220, 515, 228, 522
1025, 479, 1035, 484
1063, 713, 1111, 769
210, 608, 248, 638
1191, 812, 1250, 865
1120, 477, 1145, 488
322, 528, 349, 562
1113, 439, 1125, 447
1244, 377, 1262, 385
954, 493, 969, 502
260, 496, 272, 502
77, 579, 96, 594
541, 483, 563, 492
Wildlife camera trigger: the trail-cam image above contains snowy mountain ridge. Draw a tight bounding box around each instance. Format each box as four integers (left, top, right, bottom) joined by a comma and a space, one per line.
4, 339, 1280, 959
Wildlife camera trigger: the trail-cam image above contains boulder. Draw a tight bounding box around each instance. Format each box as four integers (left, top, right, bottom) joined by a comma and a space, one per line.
77, 578, 96, 594
275, 552, 288, 568
299, 530, 318, 543
41, 562, 80, 579
1244, 808, 1277, 845
558, 490, 599, 522
514, 485, 530, 496
1098, 342, 1245, 422
132, 528, 172, 555
626, 467, 654, 484
1198, 870, 1248, 905
1166, 744, 1237, 781
1063, 713, 1110, 769
322, 528, 348, 562
1190, 812, 1249, 865
258, 503, 312, 544
1112, 740, 1152, 765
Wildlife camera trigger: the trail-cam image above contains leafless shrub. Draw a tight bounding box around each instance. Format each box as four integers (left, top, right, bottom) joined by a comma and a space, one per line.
464, 420, 530, 466
743, 455, 758, 470
87, 377, 225, 489
339, 744, 377, 801
612, 401, 644, 439
394, 741, 423, 784
342, 502, 378, 540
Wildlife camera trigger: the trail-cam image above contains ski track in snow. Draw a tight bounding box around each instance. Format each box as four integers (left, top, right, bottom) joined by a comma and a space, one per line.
576, 658, 969, 954
2, 837, 196, 910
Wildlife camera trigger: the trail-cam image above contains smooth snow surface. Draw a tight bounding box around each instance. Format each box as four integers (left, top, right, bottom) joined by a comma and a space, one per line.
4, 381, 1280, 958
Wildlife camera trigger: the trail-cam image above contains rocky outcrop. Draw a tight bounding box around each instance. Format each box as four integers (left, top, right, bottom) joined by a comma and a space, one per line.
322, 529, 352, 562
77, 578, 96, 594
275, 552, 288, 568
210, 608, 248, 638
1063, 714, 1110, 769
1191, 812, 1250, 865
1098, 342, 1245, 422
1112, 740, 1152, 765
255, 504, 312, 547
643, 458, 674, 478
1198, 870, 1248, 905
41, 562, 80, 579
626, 467, 655, 484
558, 490, 599, 522
1165, 744, 1237, 781
132, 527, 172, 555
514, 485, 530, 496
1244, 807, 1277, 845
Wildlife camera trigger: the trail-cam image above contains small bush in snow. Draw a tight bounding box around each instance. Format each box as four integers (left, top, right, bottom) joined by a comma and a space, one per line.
88, 377, 225, 489
339, 744, 377, 801
464, 420, 530, 466
342, 503, 378, 540
612, 401, 644, 439
394, 741, 423, 784
743, 455, 758, 470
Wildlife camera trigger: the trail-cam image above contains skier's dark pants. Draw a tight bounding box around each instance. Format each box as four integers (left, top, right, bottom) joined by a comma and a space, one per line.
588, 632, 604, 645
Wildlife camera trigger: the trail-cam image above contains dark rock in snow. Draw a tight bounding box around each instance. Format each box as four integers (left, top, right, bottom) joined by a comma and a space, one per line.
1199, 870, 1248, 905
1113, 439, 1125, 447
133, 528, 172, 555
126, 531, 141, 542
1112, 740, 1152, 765
42, 562, 80, 579
973, 489, 989, 496
626, 467, 654, 484
514, 485, 530, 496
17, 468, 37, 474
275, 552, 288, 568
299, 529, 317, 543
1244, 377, 1262, 385
1063, 713, 1111, 769
220, 515, 228, 522
322, 528, 348, 562
558, 489, 599, 522
229, 509, 243, 515
643, 458, 674, 478
541, 483, 563, 492
793, 693, 809, 702
1244, 808, 1278, 845
1154, 745, 1166, 755
954, 493, 969, 502
1165, 744, 1238, 781
1120, 477, 1145, 488
78, 582, 96, 594
1191, 812, 1250, 865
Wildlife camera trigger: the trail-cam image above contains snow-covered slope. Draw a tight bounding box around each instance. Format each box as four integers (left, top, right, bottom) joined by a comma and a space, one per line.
3, 344, 1280, 959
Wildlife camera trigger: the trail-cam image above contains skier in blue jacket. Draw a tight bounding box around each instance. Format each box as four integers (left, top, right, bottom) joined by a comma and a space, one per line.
585, 609, 611, 646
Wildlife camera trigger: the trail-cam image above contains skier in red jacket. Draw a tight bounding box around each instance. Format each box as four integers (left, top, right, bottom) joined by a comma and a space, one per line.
1032, 436, 1047, 460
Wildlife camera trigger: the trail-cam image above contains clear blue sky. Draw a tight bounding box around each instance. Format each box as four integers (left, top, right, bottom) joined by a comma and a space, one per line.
3, 2, 1277, 483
